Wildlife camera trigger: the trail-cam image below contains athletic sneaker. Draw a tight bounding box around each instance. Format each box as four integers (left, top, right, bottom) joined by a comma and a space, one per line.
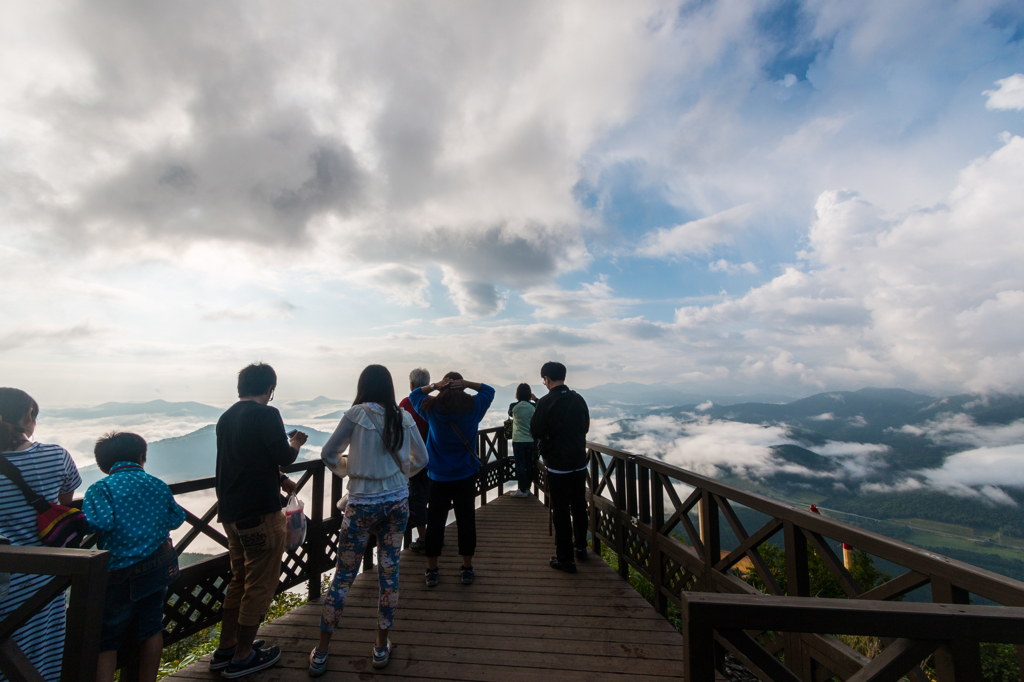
308, 648, 329, 677
409, 538, 426, 553
220, 645, 281, 679
372, 639, 393, 669
209, 640, 266, 671
549, 556, 577, 574
461, 566, 475, 585
425, 568, 439, 587
510, 490, 529, 498
575, 547, 589, 562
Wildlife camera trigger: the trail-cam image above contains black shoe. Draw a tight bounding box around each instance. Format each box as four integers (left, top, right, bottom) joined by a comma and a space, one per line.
210, 640, 266, 671
460, 566, 475, 585
220, 646, 281, 679
549, 557, 577, 573
575, 548, 589, 562
425, 568, 439, 587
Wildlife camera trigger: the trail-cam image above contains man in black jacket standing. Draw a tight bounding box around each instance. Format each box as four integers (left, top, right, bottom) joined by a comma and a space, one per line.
212, 363, 307, 678
530, 361, 590, 573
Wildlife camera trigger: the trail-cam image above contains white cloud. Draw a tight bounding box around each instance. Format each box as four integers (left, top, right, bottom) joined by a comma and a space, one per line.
636, 204, 756, 258
984, 74, 1024, 111
915, 444, 1024, 504
670, 135, 1024, 393
522, 277, 639, 319
709, 259, 759, 275
900, 415, 1024, 449
613, 415, 808, 480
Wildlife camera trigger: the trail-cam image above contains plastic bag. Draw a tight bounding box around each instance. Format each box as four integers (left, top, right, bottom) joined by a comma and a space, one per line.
284, 494, 307, 550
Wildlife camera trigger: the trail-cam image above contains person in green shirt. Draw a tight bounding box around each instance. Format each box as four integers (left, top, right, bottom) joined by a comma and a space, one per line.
508, 383, 537, 498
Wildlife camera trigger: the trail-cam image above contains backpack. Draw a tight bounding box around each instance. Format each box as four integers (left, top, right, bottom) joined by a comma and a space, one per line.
503, 403, 518, 440
0, 454, 90, 548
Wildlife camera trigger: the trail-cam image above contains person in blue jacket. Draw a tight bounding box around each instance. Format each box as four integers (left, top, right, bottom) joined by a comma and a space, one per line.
408, 372, 494, 587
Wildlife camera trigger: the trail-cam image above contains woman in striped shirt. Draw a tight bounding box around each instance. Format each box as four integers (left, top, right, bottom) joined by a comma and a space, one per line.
0, 388, 82, 682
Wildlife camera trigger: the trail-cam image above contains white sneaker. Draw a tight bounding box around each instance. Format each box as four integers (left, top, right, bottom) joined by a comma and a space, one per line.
510, 490, 529, 498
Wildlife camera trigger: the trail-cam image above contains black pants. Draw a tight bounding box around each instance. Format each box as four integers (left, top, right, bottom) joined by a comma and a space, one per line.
408, 469, 430, 529
548, 469, 588, 562
426, 474, 477, 558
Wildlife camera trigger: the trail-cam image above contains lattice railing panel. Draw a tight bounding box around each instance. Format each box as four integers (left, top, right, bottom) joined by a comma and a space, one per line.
624, 526, 651, 572
165, 563, 232, 641
595, 507, 617, 546
662, 555, 696, 597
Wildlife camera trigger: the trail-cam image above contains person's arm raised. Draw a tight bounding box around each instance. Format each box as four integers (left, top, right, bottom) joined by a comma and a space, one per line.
321, 413, 356, 478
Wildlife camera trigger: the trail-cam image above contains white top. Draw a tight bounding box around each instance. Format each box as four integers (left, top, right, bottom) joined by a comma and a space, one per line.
321, 404, 429, 495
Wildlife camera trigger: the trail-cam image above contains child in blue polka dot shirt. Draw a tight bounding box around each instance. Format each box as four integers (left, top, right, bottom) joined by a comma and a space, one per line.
83, 432, 186, 682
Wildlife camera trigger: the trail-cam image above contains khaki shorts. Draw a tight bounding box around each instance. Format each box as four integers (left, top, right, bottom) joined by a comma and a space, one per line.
223, 511, 287, 627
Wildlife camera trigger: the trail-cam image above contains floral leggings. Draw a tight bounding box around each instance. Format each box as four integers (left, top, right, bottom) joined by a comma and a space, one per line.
320, 496, 409, 632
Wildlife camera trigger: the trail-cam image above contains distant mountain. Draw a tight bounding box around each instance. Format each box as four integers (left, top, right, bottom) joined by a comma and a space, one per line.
51, 399, 224, 420
287, 396, 341, 408
78, 422, 331, 488
577, 382, 794, 408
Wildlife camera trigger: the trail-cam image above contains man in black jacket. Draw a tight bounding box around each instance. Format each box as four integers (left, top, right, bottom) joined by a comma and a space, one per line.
530, 361, 590, 573
212, 363, 307, 678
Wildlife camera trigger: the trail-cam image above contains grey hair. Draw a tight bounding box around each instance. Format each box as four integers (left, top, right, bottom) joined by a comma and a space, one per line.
409, 368, 431, 388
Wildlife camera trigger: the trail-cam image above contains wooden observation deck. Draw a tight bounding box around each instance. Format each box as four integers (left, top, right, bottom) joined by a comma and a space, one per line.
169, 494, 698, 681
5, 426, 1024, 682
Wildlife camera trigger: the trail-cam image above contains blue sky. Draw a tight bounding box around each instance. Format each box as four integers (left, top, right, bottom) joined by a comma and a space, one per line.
1, 0, 1023, 406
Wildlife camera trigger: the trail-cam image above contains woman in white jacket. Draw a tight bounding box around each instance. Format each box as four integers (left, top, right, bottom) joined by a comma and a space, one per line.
310, 365, 428, 674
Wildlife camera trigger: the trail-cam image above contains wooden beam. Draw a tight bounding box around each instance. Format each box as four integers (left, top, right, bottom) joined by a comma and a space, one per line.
678, 592, 1024, 643
845, 638, 941, 682
804, 529, 862, 598
857, 571, 930, 602
717, 628, 801, 682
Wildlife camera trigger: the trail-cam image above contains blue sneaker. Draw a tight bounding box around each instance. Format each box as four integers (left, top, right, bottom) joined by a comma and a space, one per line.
308, 648, 329, 677
372, 639, 393, 669
220, 646, 281, 679
209, 640, 265, 671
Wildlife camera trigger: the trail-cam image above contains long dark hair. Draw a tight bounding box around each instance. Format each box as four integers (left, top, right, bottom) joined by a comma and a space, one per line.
353, 365, 404, 453
0, 388, 38, 452
421, 371, 475, 416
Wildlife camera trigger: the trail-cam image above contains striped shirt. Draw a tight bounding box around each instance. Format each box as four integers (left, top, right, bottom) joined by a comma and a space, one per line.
0, 443, 82, 682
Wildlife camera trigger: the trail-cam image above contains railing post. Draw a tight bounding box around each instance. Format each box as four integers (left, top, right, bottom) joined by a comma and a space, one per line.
681, 594, 716, 682
783, 521, 812, 680
932, 578, 982, 680
496, 433, 506, 496
63, 550, 109, 682
615, 458, 628, 581
699, 490, 719, 592
330, 469, 342, 520
306, 463, 325, 600
479, 432, 488, 507
589, 450, 601, 558
650, 471, 667, 616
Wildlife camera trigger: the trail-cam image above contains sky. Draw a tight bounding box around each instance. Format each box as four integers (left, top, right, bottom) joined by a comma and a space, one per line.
2, 0, 1024, 408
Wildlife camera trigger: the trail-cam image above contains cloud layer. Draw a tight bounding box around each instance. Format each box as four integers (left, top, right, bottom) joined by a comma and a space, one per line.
1, 1, 1023, 406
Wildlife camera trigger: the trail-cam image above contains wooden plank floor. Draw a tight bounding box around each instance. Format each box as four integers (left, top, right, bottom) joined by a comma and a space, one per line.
170, 493, 708, 681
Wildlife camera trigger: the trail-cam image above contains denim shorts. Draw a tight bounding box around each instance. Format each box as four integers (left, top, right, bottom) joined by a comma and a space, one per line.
99, 579, 166, 652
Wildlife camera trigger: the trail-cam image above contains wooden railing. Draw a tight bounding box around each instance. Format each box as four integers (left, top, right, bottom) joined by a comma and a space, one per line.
10, 426, 1024, 682
585, 442, 1024, 681
0, 545, 109, 682
681, 592, 1024, 682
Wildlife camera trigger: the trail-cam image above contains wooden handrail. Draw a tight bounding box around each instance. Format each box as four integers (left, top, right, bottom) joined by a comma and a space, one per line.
0, 545, 109, 682
681, 592, 1024, 681
584, 441, 1024, 681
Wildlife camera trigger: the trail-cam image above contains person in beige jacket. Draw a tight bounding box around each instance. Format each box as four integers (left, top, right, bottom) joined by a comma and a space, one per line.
311, 365, 428, 674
